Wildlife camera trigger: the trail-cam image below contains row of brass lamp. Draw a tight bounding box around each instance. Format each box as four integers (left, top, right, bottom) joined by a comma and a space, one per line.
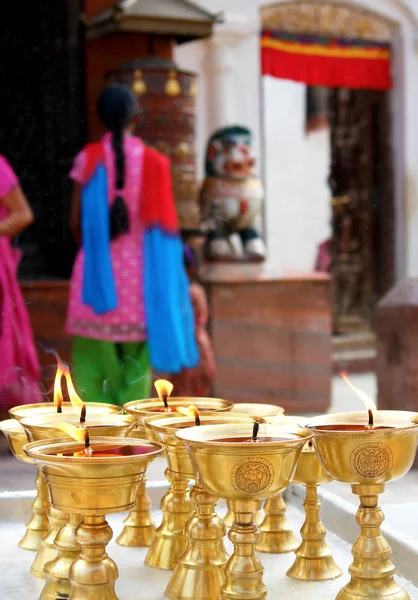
1, 362, 417, 600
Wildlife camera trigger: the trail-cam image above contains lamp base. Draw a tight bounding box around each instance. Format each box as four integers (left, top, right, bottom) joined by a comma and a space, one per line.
256, 493, 298, 554
30, 506, 68, 579
39, 513, 81, 600
221, 499, 267, 600
145, 469, 194, 570
287, 484, 342, 581
18, 468, 49, 551
336, 484, 410, 600
224, 500, 263, 528
69, 515, 119, 600
116, 478, 155, 547
165, 485, 228, 600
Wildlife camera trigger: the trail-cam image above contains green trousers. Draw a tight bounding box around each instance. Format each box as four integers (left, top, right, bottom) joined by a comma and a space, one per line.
72, 336, 151, 406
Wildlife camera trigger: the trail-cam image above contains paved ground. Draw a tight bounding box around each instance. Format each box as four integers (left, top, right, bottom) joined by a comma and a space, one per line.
2, 505, 417, 600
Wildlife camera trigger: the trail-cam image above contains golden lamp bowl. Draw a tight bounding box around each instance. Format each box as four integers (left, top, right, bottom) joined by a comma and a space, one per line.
144, 412, 254, 477
124, 397, 233, 441
177, 422, 311, 600
231, 403, 284, 418
144, 413, 255, 598
177, 422, 311, 501
306, 410, 418, 485
0, 419, 32, 464
20, 413, 137, 442
25, 436, 164, 600
292, 441, 332, 486
24, 436, 165, 515
10, 401, 122, 422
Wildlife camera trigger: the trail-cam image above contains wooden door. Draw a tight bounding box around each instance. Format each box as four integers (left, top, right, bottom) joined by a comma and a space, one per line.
328, 88, 394, 334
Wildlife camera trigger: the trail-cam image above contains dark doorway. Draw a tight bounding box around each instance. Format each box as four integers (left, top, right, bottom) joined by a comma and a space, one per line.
0, 1, 85, 279
328, 88, 394, 334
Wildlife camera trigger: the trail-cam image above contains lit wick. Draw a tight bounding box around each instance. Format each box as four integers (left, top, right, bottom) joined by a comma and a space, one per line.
308, 440, 313, 448
252, 420, 260, 441
79, 404, 86, 427
154, 379, 174, 413
84, 430, 92, 457
56, 396, 63, 414
163, 394, 169, 411
368, 409, 374, 429
195, 411, 201, 426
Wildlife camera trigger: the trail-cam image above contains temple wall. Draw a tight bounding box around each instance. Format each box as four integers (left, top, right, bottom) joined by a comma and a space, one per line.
175, 0, 418, 279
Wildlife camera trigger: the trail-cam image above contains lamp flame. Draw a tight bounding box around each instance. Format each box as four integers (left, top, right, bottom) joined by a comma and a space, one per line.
154, 379, 174, 409
56, 422, 86, 443
177, 405, 201, 426
56, 423, 92, 456
340, 371, 377, 427
53, 357, 83, 410
53, 361, 65, 413
64, 366, 83, 408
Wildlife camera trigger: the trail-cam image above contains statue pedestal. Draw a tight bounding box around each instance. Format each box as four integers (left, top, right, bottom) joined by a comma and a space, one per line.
201, 264, 332, 414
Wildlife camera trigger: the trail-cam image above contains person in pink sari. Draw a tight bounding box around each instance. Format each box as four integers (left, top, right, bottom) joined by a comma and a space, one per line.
0, 156, 41, 414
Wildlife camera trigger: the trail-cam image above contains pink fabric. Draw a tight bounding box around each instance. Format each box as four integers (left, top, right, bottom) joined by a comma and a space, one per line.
0, 156, 41, 410
67, 134, 147, 341
314, 238, 332, 273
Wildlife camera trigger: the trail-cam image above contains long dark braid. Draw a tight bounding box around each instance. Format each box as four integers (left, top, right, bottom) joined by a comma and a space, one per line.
97, 83, 139, 240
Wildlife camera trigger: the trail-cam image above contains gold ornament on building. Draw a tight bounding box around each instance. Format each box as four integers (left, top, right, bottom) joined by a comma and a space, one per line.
165, 70, 181, 96
132, 70, 147, 96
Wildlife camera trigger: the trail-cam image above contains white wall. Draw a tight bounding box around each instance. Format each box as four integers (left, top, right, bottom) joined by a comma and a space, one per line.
263, 77, 331, 270
175, 0, 418, 278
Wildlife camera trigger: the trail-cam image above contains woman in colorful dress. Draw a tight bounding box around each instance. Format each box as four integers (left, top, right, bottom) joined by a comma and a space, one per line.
67, 83, 198, 405
0, 157, 41, 414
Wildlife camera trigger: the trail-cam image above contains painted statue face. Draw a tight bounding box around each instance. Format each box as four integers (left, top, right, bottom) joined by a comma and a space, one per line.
207, 134, 255, 180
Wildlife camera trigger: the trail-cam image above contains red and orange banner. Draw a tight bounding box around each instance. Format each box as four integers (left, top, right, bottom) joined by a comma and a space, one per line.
261, 30, 392, 90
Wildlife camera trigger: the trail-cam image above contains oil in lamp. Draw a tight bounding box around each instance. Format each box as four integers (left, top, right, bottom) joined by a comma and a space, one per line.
121, 380, 232, 557
0, 418, 49, 551
307, 373, 418, 600
20, 410, 137, 588
145, 411, 254, 599
177, 421, 311, 600
225, 403, 285, 529
25, 433, 164, 600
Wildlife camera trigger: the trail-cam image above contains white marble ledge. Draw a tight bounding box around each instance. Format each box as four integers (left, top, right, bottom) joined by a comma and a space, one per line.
1, 504, 418, 600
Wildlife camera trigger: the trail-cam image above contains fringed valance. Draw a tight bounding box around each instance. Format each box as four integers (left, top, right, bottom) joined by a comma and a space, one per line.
261, 30, 392, 90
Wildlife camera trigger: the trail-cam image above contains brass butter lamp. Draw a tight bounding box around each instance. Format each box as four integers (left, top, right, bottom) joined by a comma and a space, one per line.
177, 421, 311, 600
0, 418, 49, 551
123, 389, 232, 562
20, 412, 136, 592
286, 438, 342, 581
307, 409, 418, 600
145, 412, 254, 600
226, 403, 285, 529
25, 435, 164, 600
7, 363, 121, 554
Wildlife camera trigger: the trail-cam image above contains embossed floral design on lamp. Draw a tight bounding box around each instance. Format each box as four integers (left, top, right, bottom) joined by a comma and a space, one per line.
226, 403, 285, 530
307, 409, 418, 600
177, 422, 311, 600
